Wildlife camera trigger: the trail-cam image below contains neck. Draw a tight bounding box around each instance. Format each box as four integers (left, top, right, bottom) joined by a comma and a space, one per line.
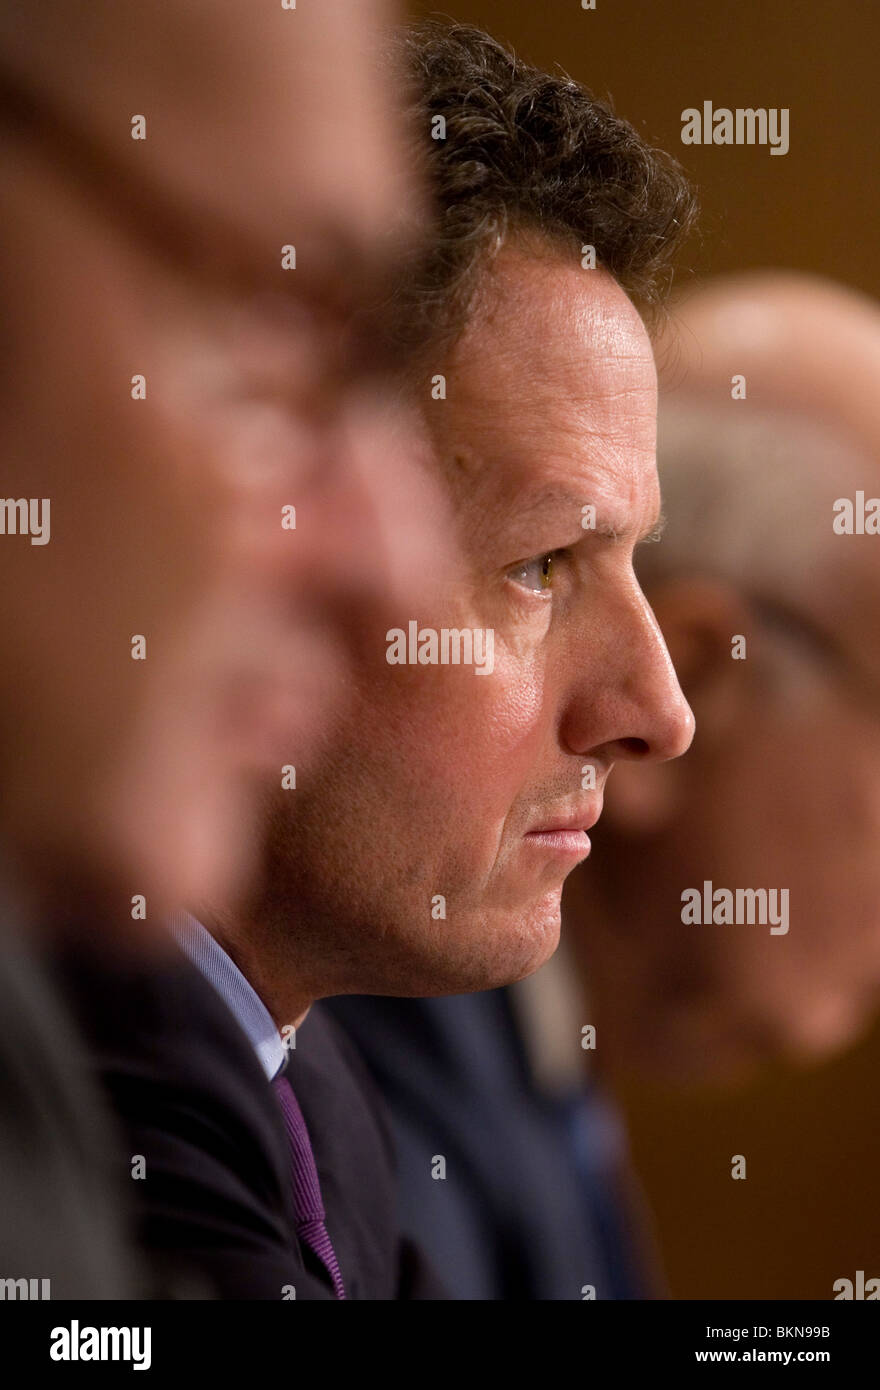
208, 914, 315, 1032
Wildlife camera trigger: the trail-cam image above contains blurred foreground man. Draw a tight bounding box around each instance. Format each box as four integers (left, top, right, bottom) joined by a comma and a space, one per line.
158, 22, 696, 1299
566, 271, 880, 1084
0, 0, 431, 1297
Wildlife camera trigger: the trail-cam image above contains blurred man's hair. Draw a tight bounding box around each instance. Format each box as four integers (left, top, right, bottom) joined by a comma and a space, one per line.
644, 400, 873, 699
393, 20, 697, 365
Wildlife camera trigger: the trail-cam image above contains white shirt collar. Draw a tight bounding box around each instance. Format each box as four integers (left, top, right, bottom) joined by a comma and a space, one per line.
170, 911, 287, 1082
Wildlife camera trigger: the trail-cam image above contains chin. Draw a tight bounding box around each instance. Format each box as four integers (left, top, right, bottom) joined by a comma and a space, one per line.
376, 895, 561, 998
509, 915, 562, 982
466, 893, 563, 991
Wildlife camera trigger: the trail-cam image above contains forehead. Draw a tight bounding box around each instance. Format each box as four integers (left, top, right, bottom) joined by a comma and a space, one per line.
0, 0, 410, 276
433, 247, 659, 523
665, 285, 880, 450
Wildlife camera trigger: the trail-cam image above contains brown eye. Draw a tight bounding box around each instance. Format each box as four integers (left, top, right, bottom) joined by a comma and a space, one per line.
509, 553, 556, 593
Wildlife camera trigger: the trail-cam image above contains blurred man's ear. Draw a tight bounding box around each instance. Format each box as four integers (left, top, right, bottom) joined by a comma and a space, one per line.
603, 576, 752, 833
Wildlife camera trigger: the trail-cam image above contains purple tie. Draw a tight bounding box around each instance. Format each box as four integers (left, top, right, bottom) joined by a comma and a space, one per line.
272, 1074, 346, 1299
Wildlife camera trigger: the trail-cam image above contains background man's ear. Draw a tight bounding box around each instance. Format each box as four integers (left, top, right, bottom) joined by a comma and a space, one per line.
603, 575, 752, 834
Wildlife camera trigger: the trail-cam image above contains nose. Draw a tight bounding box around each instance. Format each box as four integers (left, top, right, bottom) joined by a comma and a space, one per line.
560, 579, 695, 766
219, 386, 454, 633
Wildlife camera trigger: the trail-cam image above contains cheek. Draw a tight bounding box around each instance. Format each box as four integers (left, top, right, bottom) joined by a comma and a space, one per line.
770, 717, 880, 863
477, 649, 551, 774
725, 719, 880, 975
837, 738, 880, 838
821, 734, 880, 947
378, 649, 551, 813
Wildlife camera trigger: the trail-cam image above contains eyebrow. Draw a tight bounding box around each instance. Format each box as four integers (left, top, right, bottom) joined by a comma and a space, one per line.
639, 512, 667, 544
749, 592, 880, 709
509, 485, 665, 545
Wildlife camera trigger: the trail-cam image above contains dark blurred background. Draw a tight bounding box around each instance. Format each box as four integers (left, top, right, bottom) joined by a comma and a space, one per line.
410, 0, 880, 1299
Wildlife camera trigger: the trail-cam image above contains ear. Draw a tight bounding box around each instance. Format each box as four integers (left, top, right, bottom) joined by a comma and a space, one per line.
603, 575, 753, 834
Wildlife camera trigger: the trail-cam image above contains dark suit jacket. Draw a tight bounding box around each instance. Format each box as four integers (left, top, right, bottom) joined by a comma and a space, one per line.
56, 939, 444, 1300
0, 887, 137, 1299
328, 990, 658, 1300
288, 1004, 448, 1298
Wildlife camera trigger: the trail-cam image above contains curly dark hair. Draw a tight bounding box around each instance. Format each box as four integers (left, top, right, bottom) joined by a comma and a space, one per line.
394, 21, 697, 362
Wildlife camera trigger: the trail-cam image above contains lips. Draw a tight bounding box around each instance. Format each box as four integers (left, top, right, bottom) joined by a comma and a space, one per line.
522, 828, 592, 864
527, 822, 592, 836
525, 805, 602, 837
521, 800, 603, 865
